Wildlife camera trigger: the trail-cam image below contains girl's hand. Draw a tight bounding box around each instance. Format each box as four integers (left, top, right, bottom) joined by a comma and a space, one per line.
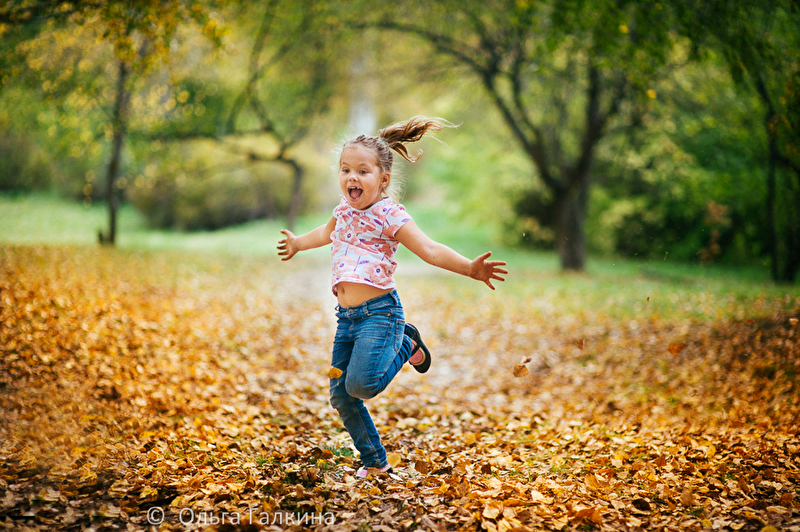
469, 252, 508, 290
277, 230, 299, 261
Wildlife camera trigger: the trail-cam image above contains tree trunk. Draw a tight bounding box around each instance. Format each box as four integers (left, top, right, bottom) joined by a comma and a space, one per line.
103, 60, 129, 246
554, 183, 588, 271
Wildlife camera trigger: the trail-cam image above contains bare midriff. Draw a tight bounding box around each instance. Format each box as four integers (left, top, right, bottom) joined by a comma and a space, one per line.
336, 282, 393, 309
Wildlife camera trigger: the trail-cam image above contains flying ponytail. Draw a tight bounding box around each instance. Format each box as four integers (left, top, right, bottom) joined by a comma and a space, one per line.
378, 116, 445, 164
343, 116, 449, 175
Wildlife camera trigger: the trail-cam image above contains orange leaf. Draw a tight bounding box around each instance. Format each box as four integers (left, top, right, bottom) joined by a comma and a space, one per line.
328, 367, 343, 379
513, 364, 529, 378
667, 342, 686, 355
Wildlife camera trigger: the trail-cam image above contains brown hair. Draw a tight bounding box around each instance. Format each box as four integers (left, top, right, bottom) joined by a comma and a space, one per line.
343, 116, 446, 176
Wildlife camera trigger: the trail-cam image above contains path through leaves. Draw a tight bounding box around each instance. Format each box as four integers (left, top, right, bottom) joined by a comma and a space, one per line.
1, 246, 798, 531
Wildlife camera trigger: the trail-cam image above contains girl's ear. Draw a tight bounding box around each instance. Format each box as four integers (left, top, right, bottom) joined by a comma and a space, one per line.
382, 173, 391, 188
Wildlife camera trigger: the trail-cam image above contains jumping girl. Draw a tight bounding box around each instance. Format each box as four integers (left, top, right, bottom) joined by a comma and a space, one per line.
277, 116, 507, 478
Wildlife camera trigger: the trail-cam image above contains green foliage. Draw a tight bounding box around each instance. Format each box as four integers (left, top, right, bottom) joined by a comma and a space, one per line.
127, 142, 294, 231
0, 131, 51, 192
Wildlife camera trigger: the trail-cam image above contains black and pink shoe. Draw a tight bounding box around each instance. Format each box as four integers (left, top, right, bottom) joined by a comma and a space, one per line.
405, 323, 432, 374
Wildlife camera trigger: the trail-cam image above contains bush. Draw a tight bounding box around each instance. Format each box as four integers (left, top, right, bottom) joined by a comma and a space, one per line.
128, 153, 295, 231
0, 132, 52, 192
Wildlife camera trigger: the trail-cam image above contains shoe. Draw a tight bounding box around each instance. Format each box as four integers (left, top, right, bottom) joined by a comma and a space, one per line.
404, 323, 431, 374
355, 464, 393, 479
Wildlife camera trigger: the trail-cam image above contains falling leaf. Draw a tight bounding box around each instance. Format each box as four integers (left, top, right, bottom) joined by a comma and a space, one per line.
789, 318, 798, 326
512, 364, 529, 378
667, 342, 687, 355
328, 367, 343, 379
463, 432, 477, 445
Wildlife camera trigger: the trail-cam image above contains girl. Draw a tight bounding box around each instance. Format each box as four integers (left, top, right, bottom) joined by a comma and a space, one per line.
277, 116, 507, 478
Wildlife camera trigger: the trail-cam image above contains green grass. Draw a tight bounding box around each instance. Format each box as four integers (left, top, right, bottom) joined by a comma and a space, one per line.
1, 192, 798, 323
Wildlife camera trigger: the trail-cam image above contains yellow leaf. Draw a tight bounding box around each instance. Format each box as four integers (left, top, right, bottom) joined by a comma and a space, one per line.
368, 486, 381, 496
512, 364, 529, 378
706, 444, 716, 459
328, 367, 343, 379
140, 487, 158, 500
680, 487, 693, 506
463, 432, 477, 445
387, 453, 402, 468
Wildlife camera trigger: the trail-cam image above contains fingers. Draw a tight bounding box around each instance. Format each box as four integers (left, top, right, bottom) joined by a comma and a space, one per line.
277, 229, 295, 260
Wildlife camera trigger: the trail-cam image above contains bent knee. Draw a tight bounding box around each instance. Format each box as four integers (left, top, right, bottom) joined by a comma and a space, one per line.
345, 378, 380, 400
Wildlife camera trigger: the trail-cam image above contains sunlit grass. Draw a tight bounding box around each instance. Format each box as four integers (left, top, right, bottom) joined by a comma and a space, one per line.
1, 192, 798, 324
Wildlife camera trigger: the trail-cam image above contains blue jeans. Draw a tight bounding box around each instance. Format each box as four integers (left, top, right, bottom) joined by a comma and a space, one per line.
329, 290, 414, 468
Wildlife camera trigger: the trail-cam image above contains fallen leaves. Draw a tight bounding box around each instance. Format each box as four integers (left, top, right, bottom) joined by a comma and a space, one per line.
1, 245, 799, 531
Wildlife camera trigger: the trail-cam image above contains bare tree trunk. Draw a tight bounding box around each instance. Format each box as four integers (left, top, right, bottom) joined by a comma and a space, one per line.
554, 181, 589, 271
103, 60, 129, 246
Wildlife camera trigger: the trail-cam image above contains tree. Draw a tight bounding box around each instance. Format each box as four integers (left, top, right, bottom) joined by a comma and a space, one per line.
677, 0, 800, 282
222, 0, 336, 232
139, 0, 341, 233
2, 0, 226, 245
357, 0, 684, 271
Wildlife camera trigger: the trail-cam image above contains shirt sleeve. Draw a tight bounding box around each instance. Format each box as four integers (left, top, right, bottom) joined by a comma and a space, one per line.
383, 203, 412, 239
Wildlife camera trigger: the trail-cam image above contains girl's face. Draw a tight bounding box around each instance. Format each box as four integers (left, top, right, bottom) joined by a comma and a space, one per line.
338, 144, 390, 210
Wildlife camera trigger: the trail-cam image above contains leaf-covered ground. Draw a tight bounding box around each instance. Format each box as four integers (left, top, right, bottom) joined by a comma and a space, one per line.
1, 245, 799, 531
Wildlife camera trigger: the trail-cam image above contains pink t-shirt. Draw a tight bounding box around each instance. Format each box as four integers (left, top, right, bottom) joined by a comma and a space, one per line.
330, 197, 412, 295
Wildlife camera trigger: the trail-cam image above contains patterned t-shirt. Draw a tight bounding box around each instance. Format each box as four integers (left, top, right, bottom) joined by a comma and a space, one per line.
330, 197, 412, 295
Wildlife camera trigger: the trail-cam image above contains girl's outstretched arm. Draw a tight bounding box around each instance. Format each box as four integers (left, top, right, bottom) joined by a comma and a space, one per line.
395, 221, 508, 289
278, 216, 336, 261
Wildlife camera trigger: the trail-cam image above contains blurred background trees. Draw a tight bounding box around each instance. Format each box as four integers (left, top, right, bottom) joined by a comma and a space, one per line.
1, 0, 798, 281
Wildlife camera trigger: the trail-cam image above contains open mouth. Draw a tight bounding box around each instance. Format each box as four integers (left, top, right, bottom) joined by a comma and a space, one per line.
348, 187, 363, 201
